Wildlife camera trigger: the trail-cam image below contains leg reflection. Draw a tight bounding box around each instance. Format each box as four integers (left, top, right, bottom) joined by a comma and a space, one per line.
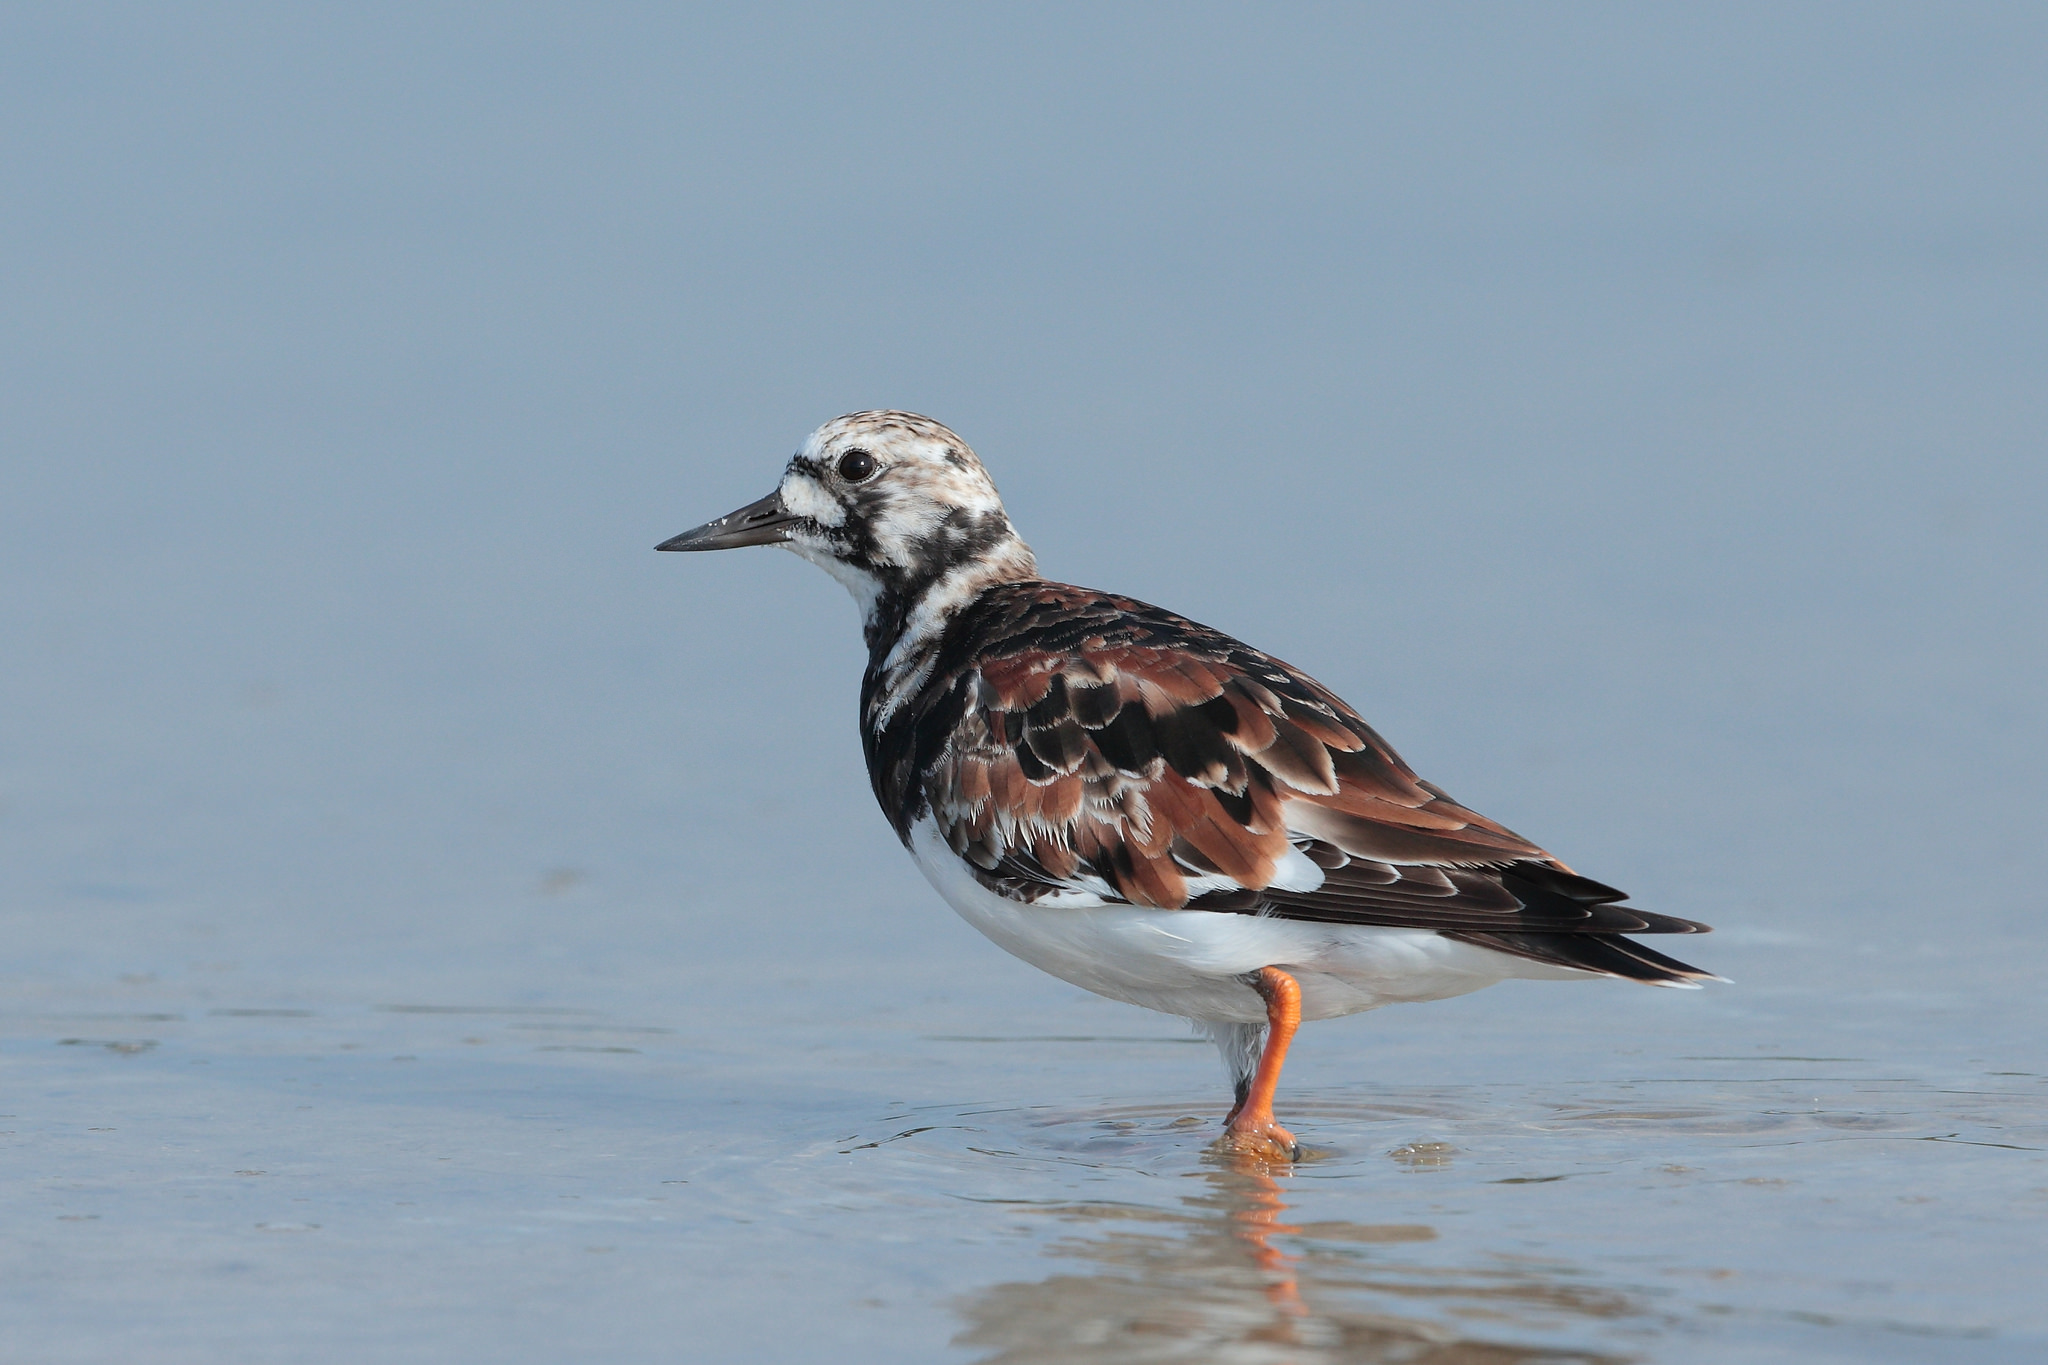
952, 1151, 1640, 1364
1214, 1154, 1308, 1327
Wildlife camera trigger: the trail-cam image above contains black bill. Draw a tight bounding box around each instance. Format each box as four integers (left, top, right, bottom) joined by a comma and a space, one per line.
655, 489, 798, 551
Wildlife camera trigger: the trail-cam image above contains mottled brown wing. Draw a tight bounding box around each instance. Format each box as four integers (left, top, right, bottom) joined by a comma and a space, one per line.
927, 641, 1704, 939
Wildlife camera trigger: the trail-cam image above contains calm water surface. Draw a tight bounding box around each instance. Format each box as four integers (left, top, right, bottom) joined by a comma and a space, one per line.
5, 903, 2042, 1364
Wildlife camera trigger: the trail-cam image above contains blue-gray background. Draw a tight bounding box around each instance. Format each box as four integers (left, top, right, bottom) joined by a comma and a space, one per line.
3, 6, 2044, 1363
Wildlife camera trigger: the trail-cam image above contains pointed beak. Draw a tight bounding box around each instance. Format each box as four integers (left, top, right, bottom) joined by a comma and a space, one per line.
655, 489, 798, 552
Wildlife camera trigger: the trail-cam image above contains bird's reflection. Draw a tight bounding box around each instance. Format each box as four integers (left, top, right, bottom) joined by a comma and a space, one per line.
953, 1154, 1639, 1364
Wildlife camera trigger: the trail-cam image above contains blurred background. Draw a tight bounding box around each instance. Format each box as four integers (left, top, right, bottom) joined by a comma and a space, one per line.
6, 2, 2040, 985
2, 5, 2044, 1362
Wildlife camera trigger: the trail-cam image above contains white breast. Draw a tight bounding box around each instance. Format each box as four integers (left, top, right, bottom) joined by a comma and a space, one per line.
904, 818, 1590, 1024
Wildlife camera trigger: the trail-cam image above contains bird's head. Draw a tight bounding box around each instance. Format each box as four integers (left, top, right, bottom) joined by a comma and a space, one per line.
659, 411, 1037, 623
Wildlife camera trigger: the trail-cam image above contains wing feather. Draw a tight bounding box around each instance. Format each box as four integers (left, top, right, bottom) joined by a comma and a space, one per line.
882, 583, 1711, 965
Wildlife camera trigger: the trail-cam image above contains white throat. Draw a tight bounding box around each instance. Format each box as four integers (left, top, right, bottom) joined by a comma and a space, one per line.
785, 540, 885, 620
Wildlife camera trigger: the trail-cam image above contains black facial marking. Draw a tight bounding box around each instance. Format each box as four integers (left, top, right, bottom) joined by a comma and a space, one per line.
855, 505, 1024, 656
934, 507, 1012, 565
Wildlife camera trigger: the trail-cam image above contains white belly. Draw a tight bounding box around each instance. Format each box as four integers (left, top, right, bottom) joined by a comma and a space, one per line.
906, 818, 1590, 1023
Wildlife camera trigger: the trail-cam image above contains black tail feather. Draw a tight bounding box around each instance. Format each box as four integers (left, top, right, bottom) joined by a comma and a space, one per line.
1444, 929, 1719, 985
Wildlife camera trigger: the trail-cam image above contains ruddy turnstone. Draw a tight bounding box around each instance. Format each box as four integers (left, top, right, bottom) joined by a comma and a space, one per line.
659, 411, 1714, 1160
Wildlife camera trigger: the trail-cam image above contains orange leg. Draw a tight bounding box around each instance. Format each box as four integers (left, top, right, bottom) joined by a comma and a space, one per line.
1218, 967, 1302, 1161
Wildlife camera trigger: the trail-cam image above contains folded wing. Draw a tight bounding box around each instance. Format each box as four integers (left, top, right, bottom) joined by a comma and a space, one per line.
899, 585, 1712, 984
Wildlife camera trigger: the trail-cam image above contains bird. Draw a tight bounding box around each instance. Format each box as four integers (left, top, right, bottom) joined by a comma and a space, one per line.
658, 410, 1715, 1160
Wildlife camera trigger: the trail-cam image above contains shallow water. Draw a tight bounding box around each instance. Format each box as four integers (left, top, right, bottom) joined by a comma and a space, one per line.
6, 911, 2043, 1363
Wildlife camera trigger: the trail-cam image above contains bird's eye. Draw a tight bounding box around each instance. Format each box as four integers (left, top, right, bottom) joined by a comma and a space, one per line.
836, 449, 878, 483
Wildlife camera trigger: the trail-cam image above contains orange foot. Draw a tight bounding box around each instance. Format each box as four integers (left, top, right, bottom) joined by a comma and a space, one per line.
1215, 966, 1303, 1163
1215, 1118, 1299, 1163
